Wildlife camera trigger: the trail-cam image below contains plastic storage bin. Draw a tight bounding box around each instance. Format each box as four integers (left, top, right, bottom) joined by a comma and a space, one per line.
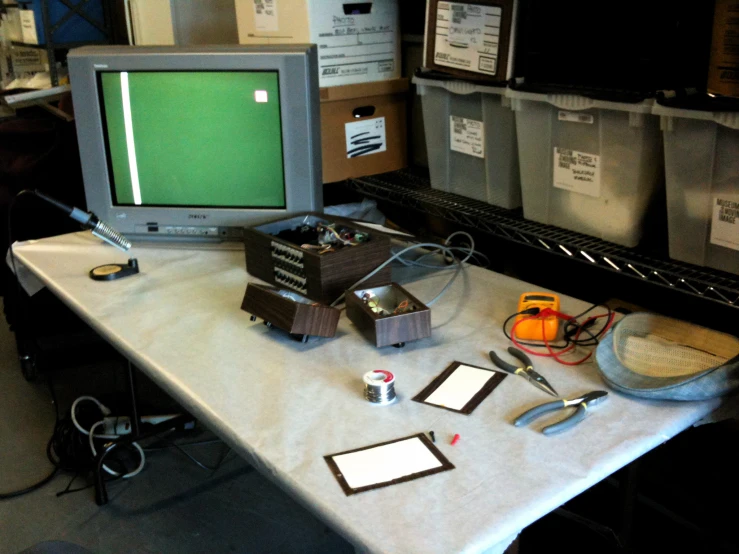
16, 0, 106, 45
509, 90, 662, 247
413, 75, 521, 209
653, 104, 739, 275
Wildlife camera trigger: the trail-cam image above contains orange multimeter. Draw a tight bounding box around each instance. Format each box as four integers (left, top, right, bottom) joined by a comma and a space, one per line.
514, 292, 561, 342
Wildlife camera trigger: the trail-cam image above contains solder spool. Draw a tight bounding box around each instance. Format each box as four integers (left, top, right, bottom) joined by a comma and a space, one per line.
363, 370, 397, 405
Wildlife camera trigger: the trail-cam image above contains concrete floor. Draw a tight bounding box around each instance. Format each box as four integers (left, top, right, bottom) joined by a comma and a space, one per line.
0, 316, 353, 554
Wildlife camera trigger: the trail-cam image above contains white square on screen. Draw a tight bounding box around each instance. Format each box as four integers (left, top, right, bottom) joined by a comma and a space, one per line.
254, 90, 268, 103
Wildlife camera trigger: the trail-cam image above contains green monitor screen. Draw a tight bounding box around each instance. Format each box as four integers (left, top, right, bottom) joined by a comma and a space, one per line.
99, 71, 286, 209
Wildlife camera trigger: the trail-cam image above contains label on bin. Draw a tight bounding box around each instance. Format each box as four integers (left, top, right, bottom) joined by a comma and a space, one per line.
434, 2, 502, 76
553, 147, 601, 198
558, 111, 594, 124
253, 0, 279, 31
710, 196, 739, 252
345, 117, 387, 158
450, 116, 485, 158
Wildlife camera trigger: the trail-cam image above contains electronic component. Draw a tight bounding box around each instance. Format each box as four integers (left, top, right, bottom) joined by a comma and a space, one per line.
241, 282, 340, 342
514, 293, 561, 342
345, 283, 431, 348
504, 300, 615, 366
244, 214, 391, 304
33, 190, 131, 252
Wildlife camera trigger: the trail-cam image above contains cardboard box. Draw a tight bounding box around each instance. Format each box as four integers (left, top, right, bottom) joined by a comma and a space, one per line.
129, 0, 239, 46
319, 78, 408, 183
235, 0, 401, 87
423, 0, 517, 83
707, 0, 739, 98
129, 0, 175, 45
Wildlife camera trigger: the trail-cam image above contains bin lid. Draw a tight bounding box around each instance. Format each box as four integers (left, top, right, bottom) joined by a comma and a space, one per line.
652, 103, 739, 130
412, 72, 506, 97
506, 88, 654, 114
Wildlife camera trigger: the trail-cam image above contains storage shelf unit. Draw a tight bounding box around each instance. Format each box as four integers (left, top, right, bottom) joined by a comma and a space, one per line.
10, 0, 114, 86
345, 170, 739, 310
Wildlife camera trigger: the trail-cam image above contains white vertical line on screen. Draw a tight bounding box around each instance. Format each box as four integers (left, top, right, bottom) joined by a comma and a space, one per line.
120, 72, 142, 205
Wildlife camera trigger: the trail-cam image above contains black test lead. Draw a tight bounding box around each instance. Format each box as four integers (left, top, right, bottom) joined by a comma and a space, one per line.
429, 431, 436, 443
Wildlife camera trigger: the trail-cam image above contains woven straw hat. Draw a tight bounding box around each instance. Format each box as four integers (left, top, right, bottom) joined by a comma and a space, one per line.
595, 313, 739, 401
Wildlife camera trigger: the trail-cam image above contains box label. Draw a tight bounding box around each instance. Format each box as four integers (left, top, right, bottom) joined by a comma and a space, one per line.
450, 116, 484, 158
434, 1, 502, 76
345, 117, 387, 158
558, 110, 594, 124
553, 147, 601, 197
252, 0, 278, 31
11, 48, 48, 73
19, 9, 38, 45
312, 0, 400, 87
710, 195, 739, 252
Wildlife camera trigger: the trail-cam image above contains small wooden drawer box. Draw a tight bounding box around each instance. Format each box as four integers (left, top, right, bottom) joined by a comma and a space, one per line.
243, 214, 392, 304
241, 283, 341, 340
346, 283, 431, 348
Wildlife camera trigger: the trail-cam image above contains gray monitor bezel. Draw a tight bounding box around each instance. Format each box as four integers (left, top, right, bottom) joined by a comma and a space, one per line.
68, 45, 322, 239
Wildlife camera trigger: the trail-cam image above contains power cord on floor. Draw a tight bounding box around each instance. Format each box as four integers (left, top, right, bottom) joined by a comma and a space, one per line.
1, 382, 229, 500
70, 396, 146, 480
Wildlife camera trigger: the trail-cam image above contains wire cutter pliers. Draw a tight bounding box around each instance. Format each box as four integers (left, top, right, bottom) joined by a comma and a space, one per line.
514, 391, 609, 435
489, 347, 558, 397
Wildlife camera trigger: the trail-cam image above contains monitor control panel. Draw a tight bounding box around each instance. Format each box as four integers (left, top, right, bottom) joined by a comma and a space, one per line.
134, 223, 243, 239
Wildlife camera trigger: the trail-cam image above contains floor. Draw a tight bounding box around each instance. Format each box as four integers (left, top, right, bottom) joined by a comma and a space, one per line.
0, 312, 354, 554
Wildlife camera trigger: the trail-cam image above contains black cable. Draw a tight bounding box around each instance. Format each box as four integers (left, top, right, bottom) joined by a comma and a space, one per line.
143, 439, 223, 451
147, 436, 232, 472
562, 303, 613, 346
0, 464, 58, 500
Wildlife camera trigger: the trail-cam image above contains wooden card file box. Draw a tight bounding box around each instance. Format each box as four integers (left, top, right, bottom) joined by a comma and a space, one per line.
345, 283, 431, 348
243, 214, 392, 304
241, 283, 340, 340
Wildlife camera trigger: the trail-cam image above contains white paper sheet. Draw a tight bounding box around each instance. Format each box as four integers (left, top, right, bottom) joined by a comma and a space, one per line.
450, 116, 485, 158
331, 437, 443, 490
553, 147, 601, 198
424, 364, 498, 411
710, 195, 739, 252
345, 117, 387, 158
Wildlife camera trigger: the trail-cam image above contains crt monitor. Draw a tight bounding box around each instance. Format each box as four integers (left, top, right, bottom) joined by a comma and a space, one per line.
68, 45, 322, 241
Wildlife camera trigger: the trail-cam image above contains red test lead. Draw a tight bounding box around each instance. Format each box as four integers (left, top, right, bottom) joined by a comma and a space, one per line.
451, 434, 460, 446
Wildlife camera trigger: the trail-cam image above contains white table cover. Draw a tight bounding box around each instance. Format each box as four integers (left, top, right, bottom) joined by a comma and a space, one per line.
11, 232, 721, 554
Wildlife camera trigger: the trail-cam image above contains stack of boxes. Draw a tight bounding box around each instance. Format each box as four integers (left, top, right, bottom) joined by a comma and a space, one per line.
653, 0, 739, 275
416, 0, 739, 272
415, 0, 521, 208
235, 0, 407, 183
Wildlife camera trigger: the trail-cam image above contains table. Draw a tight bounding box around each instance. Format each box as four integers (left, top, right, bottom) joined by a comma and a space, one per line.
11, 232, 721, 554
